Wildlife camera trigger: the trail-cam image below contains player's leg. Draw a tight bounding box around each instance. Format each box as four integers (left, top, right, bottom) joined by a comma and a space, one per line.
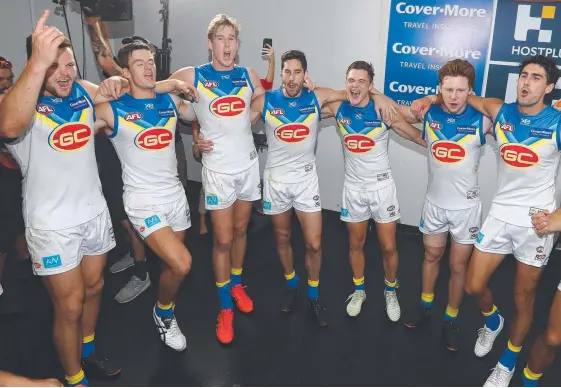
199, 186, 208, 235
522, 284, 561, 387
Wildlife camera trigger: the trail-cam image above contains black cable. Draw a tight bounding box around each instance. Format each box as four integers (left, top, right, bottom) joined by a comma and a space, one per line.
61, 2, 82, 79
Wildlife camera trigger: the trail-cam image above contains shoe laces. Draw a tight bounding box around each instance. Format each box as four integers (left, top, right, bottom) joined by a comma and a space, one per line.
385, 290, 399, 309
477, 325, 493, 347
218, 310, 233, 331
487, 364, 510, 385
124, 276, 144, 292
161, 315, 181, 337
346, 290, 365, 305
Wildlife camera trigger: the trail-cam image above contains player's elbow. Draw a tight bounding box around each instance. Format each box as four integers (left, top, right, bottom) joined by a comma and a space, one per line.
0, 117, 25, 138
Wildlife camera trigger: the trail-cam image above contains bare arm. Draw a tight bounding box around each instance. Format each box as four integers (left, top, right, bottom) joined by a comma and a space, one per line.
93, 101, 115, 136
250, 93, 265, 125
86, 16, 122, 77
263, 44, 275, 84
389, 111, 426, 148
397, 104, 420, 124
465, 95, 503, 122
320, 101, 342, 120
0, 10, 66, 138
0, 371, 62, 387
248, 67, 266, 100
79, 78, 128, 105
191, 120, 202, 162
169, 66, 196, 86
170, 94, 197, 122
483, 115, 493, 135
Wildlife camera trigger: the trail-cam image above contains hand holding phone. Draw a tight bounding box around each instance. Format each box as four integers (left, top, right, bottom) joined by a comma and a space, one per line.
262, 38, 273, 59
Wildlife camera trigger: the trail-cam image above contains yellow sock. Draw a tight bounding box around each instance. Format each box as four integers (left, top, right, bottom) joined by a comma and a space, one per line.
482, 304, 498, 316
83, 333, 95, 344
421, 292, 434, 308
444, 305, 458, 320
523, 366, 542, 381
285, 271, 296, 280
508, 339, 522, 352
65, 369, 85, 385
157, 301, 173, 310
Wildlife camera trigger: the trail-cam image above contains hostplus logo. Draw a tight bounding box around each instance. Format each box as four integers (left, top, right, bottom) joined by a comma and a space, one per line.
511, 4, 560, 58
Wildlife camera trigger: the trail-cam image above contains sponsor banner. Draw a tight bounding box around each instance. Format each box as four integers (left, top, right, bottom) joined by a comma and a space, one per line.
384, 0, 494, 105
486, 0, 561, 104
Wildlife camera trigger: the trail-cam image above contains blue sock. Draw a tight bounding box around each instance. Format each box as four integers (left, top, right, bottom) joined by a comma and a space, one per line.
483, 305, 500, 331
523, 366, 542, 387
231, 268, 242, 287
308, 279, 319, 299
155, 301, 174, 318
385, 278, 397, 292
285, 271, 299, 289
499, 340, 522, 371
353, 277, 365, 291
217, 280, 233, 310
66, 369, 88, 387
81, 334, 95, 359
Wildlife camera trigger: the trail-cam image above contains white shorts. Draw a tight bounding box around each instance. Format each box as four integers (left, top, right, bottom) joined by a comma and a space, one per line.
27, 208, 116, 276
262, 173, 321, 215
340, 183, 401, 223
419, 200, 482, 244
202, 163, 261, 210
475, 214, 555, 268
126, 195, 191, 239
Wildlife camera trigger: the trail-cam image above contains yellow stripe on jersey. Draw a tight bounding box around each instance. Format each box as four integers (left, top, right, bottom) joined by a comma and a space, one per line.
78, 105, 92, 124
197, 80, 220, 100
37, 112, 61, 129
528, 138, 549, 150
265, 111, 285, 128
300, 113, 318, 126
365, 124, 385, 138
235, 86, 250, 97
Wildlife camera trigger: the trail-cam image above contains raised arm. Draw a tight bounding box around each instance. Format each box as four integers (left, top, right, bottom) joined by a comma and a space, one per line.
93, 101, 115, 136
465, 95, 503, 122
248, 67, 266, 100
0, 10, 65, 138
169, 66, 196, 87
85, 14, 122, 77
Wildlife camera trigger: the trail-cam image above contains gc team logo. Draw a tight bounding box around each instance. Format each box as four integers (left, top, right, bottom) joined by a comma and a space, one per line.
514, 4, 556, 43
500, 144, 539, 168
275, 123, 310, 143
431, 141, 466, 163
48, 123, 91, 152
210, 96, 246, 117
344, 134, 375, 153
134, 128, 173, 151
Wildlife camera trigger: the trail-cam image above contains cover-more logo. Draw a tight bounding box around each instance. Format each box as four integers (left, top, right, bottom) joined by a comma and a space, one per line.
515, 5, 556, 43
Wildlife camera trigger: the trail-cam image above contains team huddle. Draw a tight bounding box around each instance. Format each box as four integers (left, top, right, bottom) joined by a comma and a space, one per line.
0, 8, 560, 388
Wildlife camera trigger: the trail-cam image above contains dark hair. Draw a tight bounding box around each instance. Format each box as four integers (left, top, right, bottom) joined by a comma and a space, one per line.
519, 55, 561, 86
117, 42, 155, 69
281, 50, 307, 72
26, 35, 72, 60
346, 61, 374, 83
0, 56, 13, 71
438, 59, 476, 89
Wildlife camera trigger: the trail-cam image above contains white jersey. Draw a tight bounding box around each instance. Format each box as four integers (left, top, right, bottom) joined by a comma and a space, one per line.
336, 100, 392, 190
6, 82, 106, 230
423, 105, 485, 210
263, 88, 320, 183
108, 93, 183, 208
192, 63, 257, 174
490, 103, 561, 227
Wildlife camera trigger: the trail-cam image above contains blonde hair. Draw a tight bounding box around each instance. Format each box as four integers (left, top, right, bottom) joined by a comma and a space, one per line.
207, 14, 241, 40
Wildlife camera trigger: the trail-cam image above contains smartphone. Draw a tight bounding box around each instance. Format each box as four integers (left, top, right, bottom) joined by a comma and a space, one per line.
262, 38, 272, 51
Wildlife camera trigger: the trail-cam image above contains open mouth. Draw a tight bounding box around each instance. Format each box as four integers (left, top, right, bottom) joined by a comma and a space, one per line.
223, 51, 232, 61
350, 90, 360, 98
57, 80, 70, 89
521, 89, 529, 98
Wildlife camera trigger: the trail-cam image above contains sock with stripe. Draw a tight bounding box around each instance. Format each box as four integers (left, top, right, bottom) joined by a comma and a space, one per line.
523, 366, 542, 387
155, 301, 174, 318
81, 333, 95, 359
444, 305, 458, 321
421, 292, 434, 309
482, 305, 500, 331
217, 280, 233, 310
499, 340, 522, 371
354, 277, 365, 291
385, 278, 397, 292
285, 271, 299, 289
231, 268, 242, 287
308, 279, 319, 299
66, 369, 88, 387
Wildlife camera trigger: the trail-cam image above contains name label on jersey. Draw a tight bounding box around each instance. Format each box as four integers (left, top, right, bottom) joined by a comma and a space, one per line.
456, 125, 477, 135
431, 141, 465, 163
500, 144, 538, 168
158, 109, 175, 118
210, 95, 246, 117
232, 79, 247, 87
69, 97, 89, 111
299, 105, 316, 114
529, 128, 554, 139
36, 104, 54, 115
275, 123, 310, 143
344, 134, 375, 153
134, 128, 173, 151
364, 120, 381, 127
48, 123, 92, 152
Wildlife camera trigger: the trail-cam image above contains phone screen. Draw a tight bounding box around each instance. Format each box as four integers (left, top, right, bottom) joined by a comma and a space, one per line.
262, 38, 272, 50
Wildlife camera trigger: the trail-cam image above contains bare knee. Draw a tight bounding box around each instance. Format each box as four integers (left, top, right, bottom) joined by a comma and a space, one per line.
349, 235, 366, 254
275, 229, 291, 247
514, 288, 536, 310
450, 260, 468, 277
54, 291, 85, 323
169, 253, 192, 278
233, 223, 247, 239
84, 274, 104, 299
214, 234, 233, 252
544, 329, 561, 348
380, 242, 397, 259
465, 276, 485, 296
305, 239, 321, 257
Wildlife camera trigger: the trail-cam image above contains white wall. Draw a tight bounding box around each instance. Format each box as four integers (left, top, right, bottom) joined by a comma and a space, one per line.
2, 0, 560, 226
